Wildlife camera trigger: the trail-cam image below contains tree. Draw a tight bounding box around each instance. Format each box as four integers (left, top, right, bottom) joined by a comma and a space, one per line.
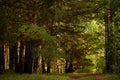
0, 43, 4, 73
104, 0, 120, 73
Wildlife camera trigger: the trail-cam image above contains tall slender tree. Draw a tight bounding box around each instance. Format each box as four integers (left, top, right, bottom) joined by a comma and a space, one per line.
0, 43, 4, 73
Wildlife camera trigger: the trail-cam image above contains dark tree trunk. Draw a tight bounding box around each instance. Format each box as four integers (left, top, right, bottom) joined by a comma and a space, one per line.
14, 44, 19, 73
65, 60, 74, 73
104, 9, 113, 73
42, 57, 46, 73
68, 61, 74, 73
65, 50, 74, 73
33, 57, 39, 72
9, 43, 18, 72
9, 46, 15, 71
18, 41, 25, 73
0, 43, 4, 73
65, 60, 69, 73
24, 41, 33, 73
47, 60, 51, 73
104, 0, 115, 73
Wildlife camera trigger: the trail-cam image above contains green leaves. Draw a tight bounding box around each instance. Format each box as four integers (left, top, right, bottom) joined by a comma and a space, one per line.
18, 24, 56, 41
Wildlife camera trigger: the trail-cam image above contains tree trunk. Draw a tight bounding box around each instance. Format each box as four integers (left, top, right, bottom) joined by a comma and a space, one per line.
104, 0, 117, 73
104, 9, 113, 73
47, 60, 51, 73
65, 60, 74, 73
18, 41, 25, 73
104, 12, 113, 73
9, 45, 15, 71
24, 41, 33, 73
65, 60, 69, 73
9, 43, 18, 72
68, 61, 74, 73
42, 57, 46, 73
0, 43, 4, 73
14, 43, 18, 73
33, 57, 39, 72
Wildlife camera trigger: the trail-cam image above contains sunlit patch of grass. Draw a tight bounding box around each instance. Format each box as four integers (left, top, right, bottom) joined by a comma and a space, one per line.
0, 73, 70, 80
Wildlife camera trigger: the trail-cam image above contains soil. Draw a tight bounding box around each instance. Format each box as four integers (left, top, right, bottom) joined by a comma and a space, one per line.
71, 73, 104, 80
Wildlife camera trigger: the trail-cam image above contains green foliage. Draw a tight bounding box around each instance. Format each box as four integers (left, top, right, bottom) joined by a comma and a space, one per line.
96, 56, 105, 73
18, 24, 56, 41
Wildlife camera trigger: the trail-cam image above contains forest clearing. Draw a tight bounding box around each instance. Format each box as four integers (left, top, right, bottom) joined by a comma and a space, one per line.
0, 0, 120, 80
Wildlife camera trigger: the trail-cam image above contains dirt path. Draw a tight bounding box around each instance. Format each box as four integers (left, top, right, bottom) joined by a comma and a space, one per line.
70, 73, 104, 80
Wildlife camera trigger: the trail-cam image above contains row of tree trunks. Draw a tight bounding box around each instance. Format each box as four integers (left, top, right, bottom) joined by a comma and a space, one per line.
9, 42, 22, 73
9, 43, 18, 72
41, 57, 52, 73
1, 41, 75, 74
24, 41, 33, 73
8, 41, 35, 73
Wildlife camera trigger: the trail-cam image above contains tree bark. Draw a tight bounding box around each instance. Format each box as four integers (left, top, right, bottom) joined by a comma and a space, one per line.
68, 61, 74, 73
9, 45, 15, 71
65, 60, 74, 73
24, 41, 33, 73
104, 9, 113, 73
42, 57, 46, 73
0, 43, 4, 73
9, 43, 18, 72
47, 60, 51, 73
18, 41, 25, 73
14, 43, 19, 73
65, 59, 69, 73
104, 0, 117, 73
33, 57, 39, 72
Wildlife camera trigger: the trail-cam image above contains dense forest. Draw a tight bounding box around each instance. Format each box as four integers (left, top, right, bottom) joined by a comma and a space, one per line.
0, 0, 120, 75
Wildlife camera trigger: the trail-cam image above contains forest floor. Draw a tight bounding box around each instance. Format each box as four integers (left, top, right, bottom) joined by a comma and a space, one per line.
70, 73, 104, 80
0, 72, 120, 80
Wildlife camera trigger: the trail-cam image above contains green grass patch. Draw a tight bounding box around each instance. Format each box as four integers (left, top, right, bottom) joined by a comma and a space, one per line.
1, 73, 120, 80
0, 73, 70, 80
80, 76, 96, 80
105, 74, 120, 80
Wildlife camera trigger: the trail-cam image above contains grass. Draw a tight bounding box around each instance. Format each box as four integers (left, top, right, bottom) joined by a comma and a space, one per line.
0, 73, 70, 80
105, 74, 120, 80
80, 76, 97, 80
80, 74, 120, 80
0, 73, 120, 80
